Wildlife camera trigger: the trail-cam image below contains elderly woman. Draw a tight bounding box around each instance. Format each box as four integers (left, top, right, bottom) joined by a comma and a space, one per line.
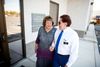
35, 16, 56, 67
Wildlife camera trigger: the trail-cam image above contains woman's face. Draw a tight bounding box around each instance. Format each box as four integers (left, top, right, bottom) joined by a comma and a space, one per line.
45, 20, 53, 29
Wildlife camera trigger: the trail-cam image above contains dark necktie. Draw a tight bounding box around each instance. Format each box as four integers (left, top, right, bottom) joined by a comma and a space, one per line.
55, 30, 63, 53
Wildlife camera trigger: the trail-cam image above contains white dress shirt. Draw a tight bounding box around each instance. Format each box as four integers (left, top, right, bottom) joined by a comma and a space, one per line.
52, 27, 79, 67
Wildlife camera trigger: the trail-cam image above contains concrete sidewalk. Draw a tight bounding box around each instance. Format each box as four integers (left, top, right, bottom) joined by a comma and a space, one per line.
95, 24, 100, 53
72, 24, 100, 67
12, 24, 100, 67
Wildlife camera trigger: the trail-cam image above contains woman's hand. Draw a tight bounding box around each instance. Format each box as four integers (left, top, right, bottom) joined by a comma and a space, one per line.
49, 46, 54, 52
35, 43, 38, 53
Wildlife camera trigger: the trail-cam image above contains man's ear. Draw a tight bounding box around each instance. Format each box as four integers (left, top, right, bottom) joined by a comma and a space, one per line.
65, 22, 67, 26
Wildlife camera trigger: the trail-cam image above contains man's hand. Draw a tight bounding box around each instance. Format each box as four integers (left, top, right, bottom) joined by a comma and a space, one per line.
65, 65, 68, 67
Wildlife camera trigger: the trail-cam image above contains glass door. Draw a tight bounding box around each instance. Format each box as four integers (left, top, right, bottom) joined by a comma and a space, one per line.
4, 0, 25, 64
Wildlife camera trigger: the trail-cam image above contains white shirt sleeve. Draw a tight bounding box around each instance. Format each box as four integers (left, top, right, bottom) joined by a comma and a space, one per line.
66, 34, 79, 67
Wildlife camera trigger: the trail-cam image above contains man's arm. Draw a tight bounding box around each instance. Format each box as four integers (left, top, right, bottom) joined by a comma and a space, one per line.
66, 35, 79, 67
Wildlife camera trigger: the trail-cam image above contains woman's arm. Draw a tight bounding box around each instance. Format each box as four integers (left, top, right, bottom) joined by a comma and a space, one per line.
49, 40, 55, 52
35, 43, 38, 53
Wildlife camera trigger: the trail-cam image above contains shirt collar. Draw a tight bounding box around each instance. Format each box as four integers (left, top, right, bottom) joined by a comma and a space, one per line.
58, 27, 70, 32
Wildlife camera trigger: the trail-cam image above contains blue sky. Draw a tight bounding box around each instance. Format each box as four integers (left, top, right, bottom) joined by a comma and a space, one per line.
5, 0, 20, 12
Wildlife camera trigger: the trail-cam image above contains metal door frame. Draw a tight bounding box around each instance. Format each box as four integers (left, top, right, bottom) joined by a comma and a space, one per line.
0, 0, 26, 65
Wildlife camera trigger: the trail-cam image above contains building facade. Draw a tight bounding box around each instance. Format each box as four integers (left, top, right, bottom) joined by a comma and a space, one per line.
22, 0, 94, 57
0, 0, 94, 65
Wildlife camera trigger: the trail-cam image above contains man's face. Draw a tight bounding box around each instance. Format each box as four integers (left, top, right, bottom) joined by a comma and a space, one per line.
59, 18, 67, 30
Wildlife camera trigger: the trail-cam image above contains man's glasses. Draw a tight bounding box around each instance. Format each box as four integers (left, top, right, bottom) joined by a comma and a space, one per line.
59, 21, 61, 25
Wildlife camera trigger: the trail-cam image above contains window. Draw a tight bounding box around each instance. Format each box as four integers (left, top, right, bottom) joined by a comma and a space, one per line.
31, 13, 45, 32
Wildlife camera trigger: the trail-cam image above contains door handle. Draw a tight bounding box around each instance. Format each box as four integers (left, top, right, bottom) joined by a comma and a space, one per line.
0, 33, 5, 41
